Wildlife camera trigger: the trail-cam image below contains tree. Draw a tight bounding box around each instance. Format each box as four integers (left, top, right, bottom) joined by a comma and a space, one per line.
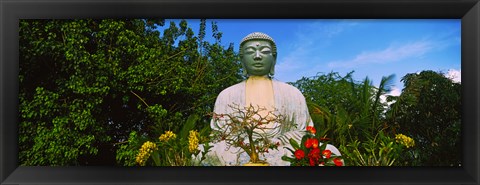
292, 71, 395, 147
19, 19, 242, 165
386, 70, 461, 166
292, 72, 410, 166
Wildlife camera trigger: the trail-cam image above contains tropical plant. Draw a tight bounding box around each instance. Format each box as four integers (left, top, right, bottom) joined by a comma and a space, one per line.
282, 126, 343, 166
293, 72, 395, 148
292, 72, 406, 166
117, 115, 211, 166
386, 70, 461, 166
339, 132, 416, 166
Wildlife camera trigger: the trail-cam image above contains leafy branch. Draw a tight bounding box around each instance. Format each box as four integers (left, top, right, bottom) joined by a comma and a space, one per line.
210, 104, 284, 164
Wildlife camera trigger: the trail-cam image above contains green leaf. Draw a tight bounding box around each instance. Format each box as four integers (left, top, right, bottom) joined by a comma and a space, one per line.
281, 156, 295, 162
151, 150, 161, 166
179, 114, 199, 140
320, 142, 328, 151
289, 138, 300, 150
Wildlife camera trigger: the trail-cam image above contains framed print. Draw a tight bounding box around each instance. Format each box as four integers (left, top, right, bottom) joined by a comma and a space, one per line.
1, 0, 479, 184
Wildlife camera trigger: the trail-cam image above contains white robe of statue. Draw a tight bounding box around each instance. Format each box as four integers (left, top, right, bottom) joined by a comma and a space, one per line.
197, 76, 341, 166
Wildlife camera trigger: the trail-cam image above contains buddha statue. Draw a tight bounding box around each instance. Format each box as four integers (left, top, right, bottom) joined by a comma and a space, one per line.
199, 32, 342, 166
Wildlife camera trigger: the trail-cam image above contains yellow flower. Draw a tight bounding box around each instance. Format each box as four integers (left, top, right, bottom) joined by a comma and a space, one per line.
159, 131, 177, 142
188, 130, 200, 153
395, 134, 415, 148
135, 141, 157, 166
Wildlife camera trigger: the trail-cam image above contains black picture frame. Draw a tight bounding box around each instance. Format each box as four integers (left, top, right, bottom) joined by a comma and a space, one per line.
1, 0, 479, 184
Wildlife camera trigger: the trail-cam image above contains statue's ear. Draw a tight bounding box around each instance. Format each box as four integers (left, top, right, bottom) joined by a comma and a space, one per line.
241, 61, 248, 76
269, 60, 276, 77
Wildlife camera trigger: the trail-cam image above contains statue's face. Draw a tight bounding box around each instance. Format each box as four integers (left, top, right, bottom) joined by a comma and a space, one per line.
241, 40, 275, 76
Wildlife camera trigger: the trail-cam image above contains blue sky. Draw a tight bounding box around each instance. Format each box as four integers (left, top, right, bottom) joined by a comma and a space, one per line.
162, 19, 461, 96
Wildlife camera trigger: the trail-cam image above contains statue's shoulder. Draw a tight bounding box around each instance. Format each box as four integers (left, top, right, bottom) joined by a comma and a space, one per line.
272, 80, 303, 96
217, 81, 245, 97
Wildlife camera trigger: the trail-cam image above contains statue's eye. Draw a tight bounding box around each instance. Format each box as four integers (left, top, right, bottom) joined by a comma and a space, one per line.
244, 48, 255, 55
261, 48, 271, 54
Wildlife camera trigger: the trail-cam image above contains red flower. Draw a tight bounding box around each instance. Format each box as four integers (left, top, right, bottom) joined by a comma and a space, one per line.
322, 150, 332, 159
305, 138, 319, 149
333, 158, 343, 166
306, 126, 316, 134
312, 139, 319, 148
307, 148, 321, 166
305, 139, 312, 148
308, 148, 321, 160
309, 158, 316, 166
294, 149, 305, 160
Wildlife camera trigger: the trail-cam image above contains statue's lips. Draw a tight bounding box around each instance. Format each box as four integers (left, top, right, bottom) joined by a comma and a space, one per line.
252, 63, 263, 67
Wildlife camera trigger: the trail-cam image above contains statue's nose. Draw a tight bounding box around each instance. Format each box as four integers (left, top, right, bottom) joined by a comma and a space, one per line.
254, 51, 262, 60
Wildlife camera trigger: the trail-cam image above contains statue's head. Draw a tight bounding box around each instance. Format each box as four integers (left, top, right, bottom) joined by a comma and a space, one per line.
239, 32, 277, 77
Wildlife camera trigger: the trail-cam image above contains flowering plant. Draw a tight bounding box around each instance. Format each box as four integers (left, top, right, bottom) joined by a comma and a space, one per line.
134, 129, 204, 166
132, 115, 209, 166
395, 133, 415, 148
211, 104, 284, 165
282, 126, 343, 166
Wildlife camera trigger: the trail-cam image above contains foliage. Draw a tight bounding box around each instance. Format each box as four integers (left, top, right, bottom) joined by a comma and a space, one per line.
117, 114, 211, 166
282, 127, 343, 166
19, 19, 461, 166
292, 72, 405, 166
339, 132, 416, 166
386, 70, 461, 166
19, 19, 242, 165
115, 131, 143, 166
293, 72, 395, 148
294, 71, 460, 166
210, 104, 284, 164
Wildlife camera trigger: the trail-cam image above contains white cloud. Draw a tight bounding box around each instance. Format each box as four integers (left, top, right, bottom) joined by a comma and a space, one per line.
275, 44, 310, 81
327, 40, 434, 68
299, 20, 359, 40
388, 86, 402, 97
275, 20, 359, 82
289, 20, 359, 50
274, 20, 459, 84
445, 69, 461, 83
275, 53, 322, 82
380, 86, 403, 106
